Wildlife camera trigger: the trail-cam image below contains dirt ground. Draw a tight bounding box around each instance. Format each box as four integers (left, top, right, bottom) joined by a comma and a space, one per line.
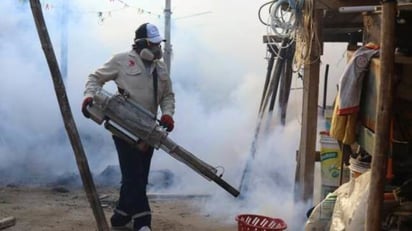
0, 186, 238, 231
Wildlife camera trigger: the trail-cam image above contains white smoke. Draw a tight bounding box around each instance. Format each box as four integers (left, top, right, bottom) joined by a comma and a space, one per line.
0, 0, 345, 228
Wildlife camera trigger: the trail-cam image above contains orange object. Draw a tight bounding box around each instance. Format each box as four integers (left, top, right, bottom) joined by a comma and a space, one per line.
384, 192, 395, 201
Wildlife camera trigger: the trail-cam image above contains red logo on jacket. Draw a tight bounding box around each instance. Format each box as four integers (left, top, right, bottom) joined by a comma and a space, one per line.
128, 60, 135, 67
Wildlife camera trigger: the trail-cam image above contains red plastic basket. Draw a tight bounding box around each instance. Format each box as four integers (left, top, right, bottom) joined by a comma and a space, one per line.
235, 214, 287, 231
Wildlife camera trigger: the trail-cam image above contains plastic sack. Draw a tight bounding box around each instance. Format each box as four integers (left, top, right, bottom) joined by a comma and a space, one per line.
305, 171, 371, 231
329, 170, 371, 231
305, 193, 338, 231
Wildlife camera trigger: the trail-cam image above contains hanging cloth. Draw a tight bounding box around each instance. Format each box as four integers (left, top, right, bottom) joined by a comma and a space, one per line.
330, 45, 379, 145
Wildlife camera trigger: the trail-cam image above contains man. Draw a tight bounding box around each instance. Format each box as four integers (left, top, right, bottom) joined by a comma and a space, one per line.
81, 23, 175, 231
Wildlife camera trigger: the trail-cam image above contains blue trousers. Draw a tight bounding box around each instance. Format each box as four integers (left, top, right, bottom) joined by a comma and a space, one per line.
113, 135, 153, 228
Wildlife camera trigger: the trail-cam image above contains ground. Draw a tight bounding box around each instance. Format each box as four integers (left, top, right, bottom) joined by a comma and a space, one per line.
0, 186, 237, 231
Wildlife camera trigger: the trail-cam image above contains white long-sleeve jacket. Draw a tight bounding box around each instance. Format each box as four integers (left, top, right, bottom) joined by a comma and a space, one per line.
84, 50, 175, 117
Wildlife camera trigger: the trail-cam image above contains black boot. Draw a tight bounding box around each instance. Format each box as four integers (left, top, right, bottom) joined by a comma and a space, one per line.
111, 210, 132, 230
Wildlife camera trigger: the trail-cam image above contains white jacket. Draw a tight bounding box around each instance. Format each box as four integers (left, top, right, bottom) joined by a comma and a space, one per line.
84, 50, 175, 117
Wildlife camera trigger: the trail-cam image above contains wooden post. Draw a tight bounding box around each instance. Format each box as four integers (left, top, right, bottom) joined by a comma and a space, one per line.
295, 9, 322, 202
29, 1, 109, 230
0, 217, 16, 230
366, 1, 396, 230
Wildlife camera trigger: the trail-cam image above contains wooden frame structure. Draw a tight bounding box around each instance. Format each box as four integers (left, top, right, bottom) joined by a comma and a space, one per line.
294, 0, 400, 230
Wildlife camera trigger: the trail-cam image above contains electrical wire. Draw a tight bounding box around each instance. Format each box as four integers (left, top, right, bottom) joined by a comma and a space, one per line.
257, 0, 312, 126
270, 0, 296, 39
260, 0, 299, 61
259, 0, 323, 72
258, 0, 277, 26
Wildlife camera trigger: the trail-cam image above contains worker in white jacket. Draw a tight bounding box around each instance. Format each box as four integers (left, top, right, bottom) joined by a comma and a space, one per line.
82, 23, 175, 231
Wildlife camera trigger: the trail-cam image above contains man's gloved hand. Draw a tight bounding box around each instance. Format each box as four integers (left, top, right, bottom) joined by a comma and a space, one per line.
81, 97, 93, 118
160, 114, 174, 132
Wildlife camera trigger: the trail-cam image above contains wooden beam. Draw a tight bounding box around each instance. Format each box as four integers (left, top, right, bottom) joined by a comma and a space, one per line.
322, 30, 363, 43
262, 35, 283, 44
366, 1, 396, 231
323, 11, 364, 28
29, 1, 109, 230
295, 9, 322, 203
317, 0, 380, 9
265, 31, 362, 44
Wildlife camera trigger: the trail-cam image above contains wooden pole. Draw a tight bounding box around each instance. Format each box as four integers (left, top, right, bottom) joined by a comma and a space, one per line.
295, 9, 322, 202
0, 217, 16, 230
29, 1, 109, 230
366, 1, 396, 230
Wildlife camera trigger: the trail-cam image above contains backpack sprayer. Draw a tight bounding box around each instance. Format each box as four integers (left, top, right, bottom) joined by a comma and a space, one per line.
86, 89, 240, 197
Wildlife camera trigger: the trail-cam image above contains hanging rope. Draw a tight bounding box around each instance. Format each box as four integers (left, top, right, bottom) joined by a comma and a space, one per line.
293, 0, 322, 70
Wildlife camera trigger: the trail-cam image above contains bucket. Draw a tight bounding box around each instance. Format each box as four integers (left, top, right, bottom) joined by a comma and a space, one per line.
349, 157, 370, 180
236, 214, 287, 231
319, 133, 342, 187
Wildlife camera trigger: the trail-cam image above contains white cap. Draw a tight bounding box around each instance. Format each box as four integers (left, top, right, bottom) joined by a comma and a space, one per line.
135, 23, 164, 44
145, 23, 163, 43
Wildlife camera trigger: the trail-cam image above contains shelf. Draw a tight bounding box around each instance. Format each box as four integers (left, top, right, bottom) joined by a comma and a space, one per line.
395, 54, 412, 64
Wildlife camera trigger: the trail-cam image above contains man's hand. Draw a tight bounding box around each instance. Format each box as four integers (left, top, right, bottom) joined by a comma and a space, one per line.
160, 114, 174, 132
81, 97, 93, 118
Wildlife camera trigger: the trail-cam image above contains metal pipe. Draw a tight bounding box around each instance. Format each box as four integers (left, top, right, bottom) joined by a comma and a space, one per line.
279, 42, 295, 125
322, 64, 329, 116
267, 39, 289, 112
339, 6, 377, 13
164, 0, 172, 73
88, 89, 240, 197
259, 44, 277, 113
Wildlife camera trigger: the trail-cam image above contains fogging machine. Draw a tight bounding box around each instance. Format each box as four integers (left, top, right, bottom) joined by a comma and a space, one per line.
86, 89, 240, 197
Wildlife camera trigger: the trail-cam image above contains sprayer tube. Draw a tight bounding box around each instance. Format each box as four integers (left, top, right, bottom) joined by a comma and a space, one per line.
88, 89, 240, 197
160, 138, 240, 197
169, 145, 240, 197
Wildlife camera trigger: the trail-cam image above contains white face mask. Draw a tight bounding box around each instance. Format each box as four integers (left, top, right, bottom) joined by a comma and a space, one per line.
139, 48, 155, 61
139, 46, 163, 61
